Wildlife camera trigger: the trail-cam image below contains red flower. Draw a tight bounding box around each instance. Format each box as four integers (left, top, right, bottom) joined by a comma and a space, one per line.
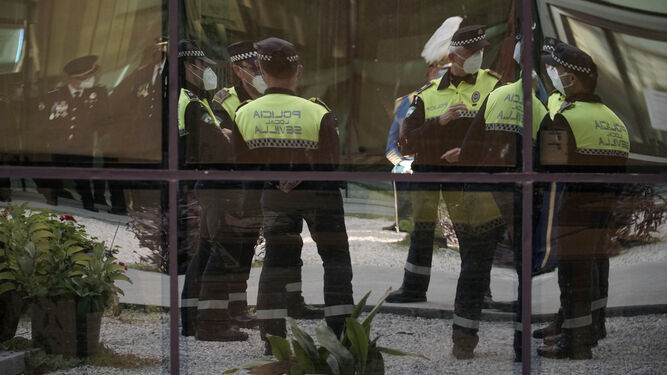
59, 215, 77, 223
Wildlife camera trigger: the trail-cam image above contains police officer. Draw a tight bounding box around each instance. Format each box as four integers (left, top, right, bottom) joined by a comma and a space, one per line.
34, 55, 109, 211
232, 37, 354, 350
459, 33, 549, 361
542, 37, 565, 118
177, 39, 244, 339
395, 25, 503, 359
384, 16, 463, 233
537, 43, 629, 359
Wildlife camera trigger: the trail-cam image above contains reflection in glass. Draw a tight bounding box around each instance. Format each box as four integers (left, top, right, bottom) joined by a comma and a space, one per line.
0, 179, 168, 370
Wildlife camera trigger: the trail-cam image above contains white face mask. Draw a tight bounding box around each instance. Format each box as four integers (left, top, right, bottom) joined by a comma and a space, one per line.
80, 76, 95, 89
188, 63, 218, 91
457, 50, 483, 75
241, 66, 267, 94
513, 41, 522, 64
546, 65, 564, 94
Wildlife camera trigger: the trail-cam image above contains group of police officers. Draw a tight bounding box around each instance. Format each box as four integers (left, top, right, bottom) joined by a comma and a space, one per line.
28, 14, 629, 362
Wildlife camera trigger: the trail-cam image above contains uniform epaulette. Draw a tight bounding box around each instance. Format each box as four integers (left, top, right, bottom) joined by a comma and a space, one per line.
184, 89, 197, 100
309, 97, 332, 112
487, 69, 502, 80
550, 89, 560, 95
213, 88, 231, 103
557, 101, 574, 113
415, 82, 433, 95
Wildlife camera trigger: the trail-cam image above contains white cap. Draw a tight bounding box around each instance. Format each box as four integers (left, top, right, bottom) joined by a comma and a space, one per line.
421, 16, 464, 65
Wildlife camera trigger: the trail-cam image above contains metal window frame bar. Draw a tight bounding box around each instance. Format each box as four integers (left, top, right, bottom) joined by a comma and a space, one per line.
0, 1, 664, 374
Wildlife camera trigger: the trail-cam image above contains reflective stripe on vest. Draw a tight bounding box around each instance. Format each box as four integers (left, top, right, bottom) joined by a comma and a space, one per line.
559, 102, 630, 158
418, 69, 498, 120
178, 88, 219, 134
547, 92, 565, 119
483, 79, 548, 140
235, 93, 327, 150
213, 86, 242, 122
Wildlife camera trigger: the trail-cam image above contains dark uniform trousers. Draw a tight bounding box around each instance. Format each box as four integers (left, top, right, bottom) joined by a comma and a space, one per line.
257, 185, 353, 339
180, 182, 258, 335
555, 185, 617, 346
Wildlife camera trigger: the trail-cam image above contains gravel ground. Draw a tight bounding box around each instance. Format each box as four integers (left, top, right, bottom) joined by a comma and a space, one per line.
14, 312, 667, 374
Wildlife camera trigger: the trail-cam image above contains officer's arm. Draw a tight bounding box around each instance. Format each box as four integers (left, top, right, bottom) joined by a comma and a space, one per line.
459, 98, 489, 166
230, 120, 253, 169
211, 100, 234, 130
398, 96, 438, 155
385, 96, 410, 164
317, 112, 340, 170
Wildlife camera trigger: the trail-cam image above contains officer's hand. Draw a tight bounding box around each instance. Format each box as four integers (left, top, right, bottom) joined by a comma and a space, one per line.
440, 147, 461, 163
438, 102, 468, 126
221, 128, 232, 143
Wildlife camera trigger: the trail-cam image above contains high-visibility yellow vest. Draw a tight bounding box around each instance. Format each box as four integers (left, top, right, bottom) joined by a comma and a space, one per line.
178, 88, 218, 135
235, 94, 328, 150
483, 79, 548, 139
418, 69, 499, 120
559, 101, 630, 158
547, 91, 565, 119
212, 86, 242, 121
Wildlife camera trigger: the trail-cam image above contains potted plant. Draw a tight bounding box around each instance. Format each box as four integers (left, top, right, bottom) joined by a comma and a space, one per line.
226, 290, 428, 375
0, 203, 131, 357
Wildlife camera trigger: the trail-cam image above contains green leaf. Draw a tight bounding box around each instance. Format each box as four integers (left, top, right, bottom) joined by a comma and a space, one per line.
286, 317, 320, 364
377, 346, 429, 360
326, 355, 341, 375
350, 291, 371, 320
0, 271, 15, 281
362, 288, 392, 333
266, 334, 292, 361
289, 365, 305, 375
315, 325, 355, 375
345, 318, 369, 371
111, 274, 132, 283
365, 348, 385, 375
67, 270, 85, 277
70, 253, 92, 263
31, 231, 55, 241
291, 340, 315, 372
0, 282, 16, 295
29, 223, 50, 233
66, 246, 85, 256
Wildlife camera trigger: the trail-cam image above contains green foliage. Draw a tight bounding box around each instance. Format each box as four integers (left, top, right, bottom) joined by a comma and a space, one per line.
0, 204, 131, 313
226, 290, 428, 375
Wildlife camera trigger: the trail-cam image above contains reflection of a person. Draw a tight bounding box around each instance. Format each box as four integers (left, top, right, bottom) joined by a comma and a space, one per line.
397, 25, 503, 360
536, 43, 630, 360
232, 37, 354, 353
108, 37, 167, 163
458, 33, 549, 362
384, 16, 463, 233
34, 55, 108, 211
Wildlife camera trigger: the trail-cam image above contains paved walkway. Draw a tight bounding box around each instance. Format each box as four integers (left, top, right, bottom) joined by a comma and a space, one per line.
118, 258, 667, 318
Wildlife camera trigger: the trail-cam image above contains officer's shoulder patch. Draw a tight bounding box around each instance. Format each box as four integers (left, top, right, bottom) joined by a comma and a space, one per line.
184, 89, 197, 100
213, 88, 231, 103
487, 69, 502, 80
309, 97, 332, 111
558, 101, 574, 113
415, 82, 433, 95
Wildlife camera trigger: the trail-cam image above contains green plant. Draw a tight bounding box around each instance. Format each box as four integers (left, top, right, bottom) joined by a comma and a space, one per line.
0, 203, 131, 313
226, 290, 428, 375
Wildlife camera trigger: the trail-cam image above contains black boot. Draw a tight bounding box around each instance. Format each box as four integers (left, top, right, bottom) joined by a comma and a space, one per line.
537, 329, 592, 360
452, 329, 478, 360
287, 294, 324, 319
533, 310, 562, 339
513, 330, 522, 362
386, 287, 426, 303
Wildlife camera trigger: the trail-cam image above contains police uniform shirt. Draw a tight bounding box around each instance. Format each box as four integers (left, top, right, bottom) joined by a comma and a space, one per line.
211, 82, 252, 131
38, 84, 109, 156
399, 69, 499, 171
107, 61, 166, 161
460, 79, 549, 169
179, 85, 227, 166
537, 93, 629, 172
231, 87, 339, 173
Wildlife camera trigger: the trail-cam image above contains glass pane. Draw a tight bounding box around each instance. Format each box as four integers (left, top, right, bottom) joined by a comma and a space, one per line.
531, 183, 666, 371
1, 179, 169, 372
176, 0, 523, 172
178, 180, 521, 372
0, 0, 167, 167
